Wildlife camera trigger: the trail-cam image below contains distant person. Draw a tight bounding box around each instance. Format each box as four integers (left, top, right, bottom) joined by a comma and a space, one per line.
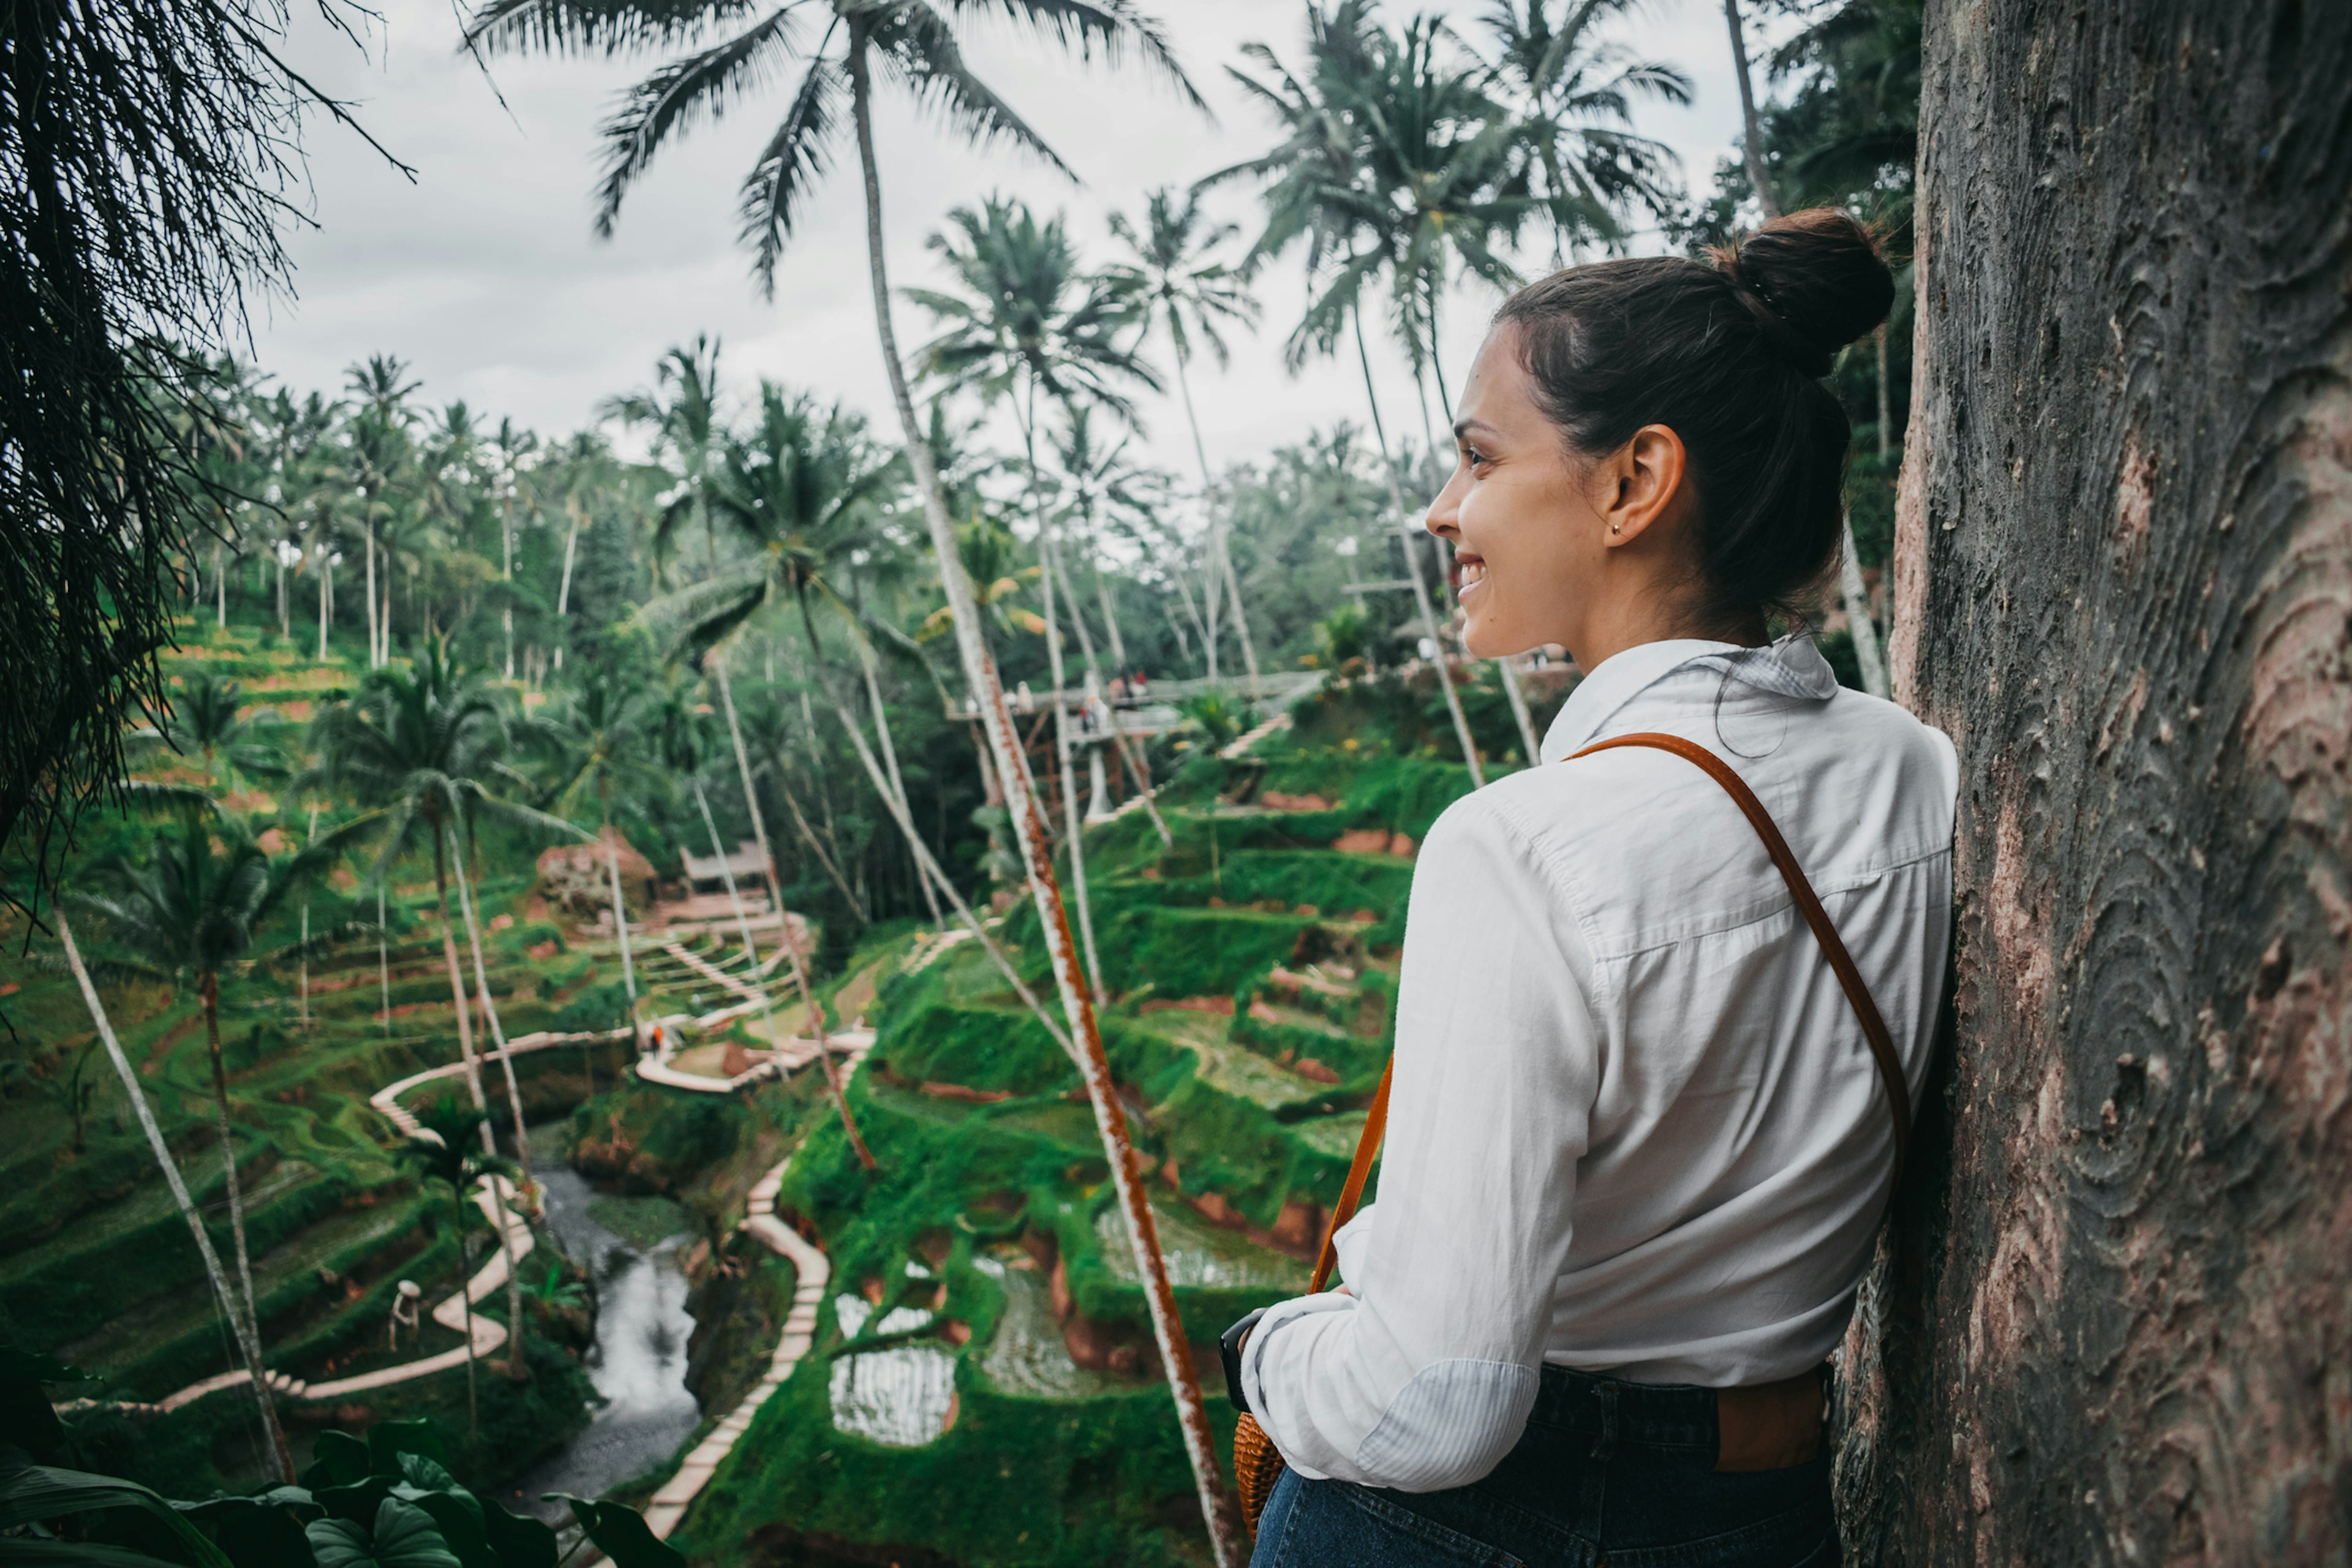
1224, 211, 1951, 1567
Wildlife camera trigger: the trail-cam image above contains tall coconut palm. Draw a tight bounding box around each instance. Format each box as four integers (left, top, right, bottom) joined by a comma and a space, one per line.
70, 796, 365, 1477
540, 671, 663, 1070
1481, 0, 1692, 259
908, 197, 1158, 672
306, 640, 573, 1231
1105, 187, 1263, 684
1215, 4, 1494, 778
401, 1097, 522, 1439
464, 2, 1243, 1551
603, 337, 726, 584
344, 356, 424, 669
908, 196, 1161, 995
55, 906, 295, 1483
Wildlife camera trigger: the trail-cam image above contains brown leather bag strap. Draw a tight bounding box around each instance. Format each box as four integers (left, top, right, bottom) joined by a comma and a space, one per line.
1572, 731, 1912, 1178
1305, 733, 1913, 1292
1309, 1058, 1391, 1292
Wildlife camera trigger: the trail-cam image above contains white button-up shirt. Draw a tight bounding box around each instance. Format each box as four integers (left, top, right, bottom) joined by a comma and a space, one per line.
1240, 635, 1957, 1493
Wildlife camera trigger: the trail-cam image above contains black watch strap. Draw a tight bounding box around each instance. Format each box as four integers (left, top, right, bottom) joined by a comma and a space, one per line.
1219, 1306, 1268, 1414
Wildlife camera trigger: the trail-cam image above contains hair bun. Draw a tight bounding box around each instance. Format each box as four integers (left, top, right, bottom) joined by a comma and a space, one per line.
1713, 208, 1894, 377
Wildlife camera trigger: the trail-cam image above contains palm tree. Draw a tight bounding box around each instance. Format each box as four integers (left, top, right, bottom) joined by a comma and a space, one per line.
307, 638, 573, 1360
344, 356, 424, 669
1215, 4, 1493, 778
462, 2, 1243, 1551
131, 673, 288, 795
54, 905, 295, 1483
401, 1097, 522, 1439
70, 797, 361, 1477
603, 337, 725, 584
1105, 187, 1264, 683
1481, 0, 1692, 263
539, 671, 663, 1071
908, 195, 1158, 672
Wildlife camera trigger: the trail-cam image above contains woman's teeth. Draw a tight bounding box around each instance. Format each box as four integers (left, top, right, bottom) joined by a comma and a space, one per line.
1457, 559, 1487, 592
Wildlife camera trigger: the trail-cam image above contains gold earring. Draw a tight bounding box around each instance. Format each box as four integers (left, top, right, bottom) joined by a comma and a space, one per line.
1610, 522, 1621, 534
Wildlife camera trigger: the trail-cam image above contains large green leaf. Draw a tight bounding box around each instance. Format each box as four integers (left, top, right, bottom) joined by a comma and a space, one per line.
173, 1488, 320, 1568
467, 1504, 552, 1568
539, 1498, 683, 1568
0, 1463, 232, 1568
364, 1426, 446, 1482
303, 1500, 459, 1568
307, 1481, 392, 1532
298, 1435, 371, 1492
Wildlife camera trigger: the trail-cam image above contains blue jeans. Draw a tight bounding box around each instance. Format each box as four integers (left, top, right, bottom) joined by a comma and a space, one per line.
1248, 1365, 1838, 1567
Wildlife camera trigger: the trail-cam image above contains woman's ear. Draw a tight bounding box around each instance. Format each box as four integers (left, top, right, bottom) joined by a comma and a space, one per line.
1597, 424, 1689, 548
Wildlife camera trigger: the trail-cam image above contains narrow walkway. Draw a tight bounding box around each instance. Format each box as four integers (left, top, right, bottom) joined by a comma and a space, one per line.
641, 1031, 872, 1541
123, 1006, 868, 1417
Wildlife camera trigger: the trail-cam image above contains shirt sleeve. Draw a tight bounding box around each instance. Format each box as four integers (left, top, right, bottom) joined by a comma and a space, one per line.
1239, 793, 1601, 1492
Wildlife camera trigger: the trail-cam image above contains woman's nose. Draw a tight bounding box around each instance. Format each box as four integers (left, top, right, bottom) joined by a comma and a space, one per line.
1424, 471, 1464, 539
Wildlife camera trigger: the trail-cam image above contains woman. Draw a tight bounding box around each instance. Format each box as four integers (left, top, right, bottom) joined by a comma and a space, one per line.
1231, 210, 1956, 1566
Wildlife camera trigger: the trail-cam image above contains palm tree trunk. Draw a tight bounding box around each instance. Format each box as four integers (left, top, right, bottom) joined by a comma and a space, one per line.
59, 912, 294, 1483
1725, 0, 1781, 221
835, 694, 1079, 1061
554, 507, 582, 673
691, 778, 783, 1044
431, 832, 496, 1140
1172, 349, 1261, 688
775, 760, 868, 925
847, 41, 1241, 1564
198, 974, 266, 1370
1499, 656, 1544, 764
1841, 517, 1891, 696
853, 642, 943, 928
1091, 570, 1128, 673
712, 654, 876, 1170
443, 824, 533, 1378
377, 883, 391, 1037
1039, 557, 1106, 1006
317, 551, 328, 661
364, 514, 379, 669
216, 541, 227, 630
599, 807, 643, 1060
454, 1188, 478, 1436
1352, 304, 1486, 786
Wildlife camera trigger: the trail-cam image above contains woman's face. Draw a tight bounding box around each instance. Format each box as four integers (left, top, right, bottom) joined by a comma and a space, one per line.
1422, 327, 1604, 660
1425, 325, 1698, 668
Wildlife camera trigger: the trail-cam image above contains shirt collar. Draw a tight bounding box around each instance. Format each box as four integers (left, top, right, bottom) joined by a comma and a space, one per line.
1539, 633, 1841, 761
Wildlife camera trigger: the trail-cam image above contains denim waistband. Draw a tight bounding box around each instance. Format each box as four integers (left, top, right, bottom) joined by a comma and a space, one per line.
1523, 1363, 1825, 1464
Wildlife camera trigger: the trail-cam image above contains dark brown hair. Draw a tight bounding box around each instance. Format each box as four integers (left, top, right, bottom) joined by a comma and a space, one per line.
1493, 208, 1893, 627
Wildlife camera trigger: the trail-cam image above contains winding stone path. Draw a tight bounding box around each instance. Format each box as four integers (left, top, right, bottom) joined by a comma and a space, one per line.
639, 1030, 872, 1540
119, 994, 868, 1419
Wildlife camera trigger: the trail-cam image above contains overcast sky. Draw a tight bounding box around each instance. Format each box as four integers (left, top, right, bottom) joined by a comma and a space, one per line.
251, 0, 1779, 481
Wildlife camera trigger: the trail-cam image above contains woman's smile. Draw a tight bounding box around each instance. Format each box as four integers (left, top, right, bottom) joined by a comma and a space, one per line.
1452, 551, 1489, 600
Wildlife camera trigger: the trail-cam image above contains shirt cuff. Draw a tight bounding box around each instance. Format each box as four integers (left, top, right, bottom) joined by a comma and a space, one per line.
1238, 1287, 1356, 1430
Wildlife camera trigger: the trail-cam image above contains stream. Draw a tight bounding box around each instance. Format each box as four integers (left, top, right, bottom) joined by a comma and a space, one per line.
507, 1128, 702, 1520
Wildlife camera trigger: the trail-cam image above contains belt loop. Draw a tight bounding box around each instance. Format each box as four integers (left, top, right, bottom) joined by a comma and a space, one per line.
1588, 1381, 1619, 1462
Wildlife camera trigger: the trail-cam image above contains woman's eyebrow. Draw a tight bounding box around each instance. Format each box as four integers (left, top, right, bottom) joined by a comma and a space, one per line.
1453, 417, 1502, 442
